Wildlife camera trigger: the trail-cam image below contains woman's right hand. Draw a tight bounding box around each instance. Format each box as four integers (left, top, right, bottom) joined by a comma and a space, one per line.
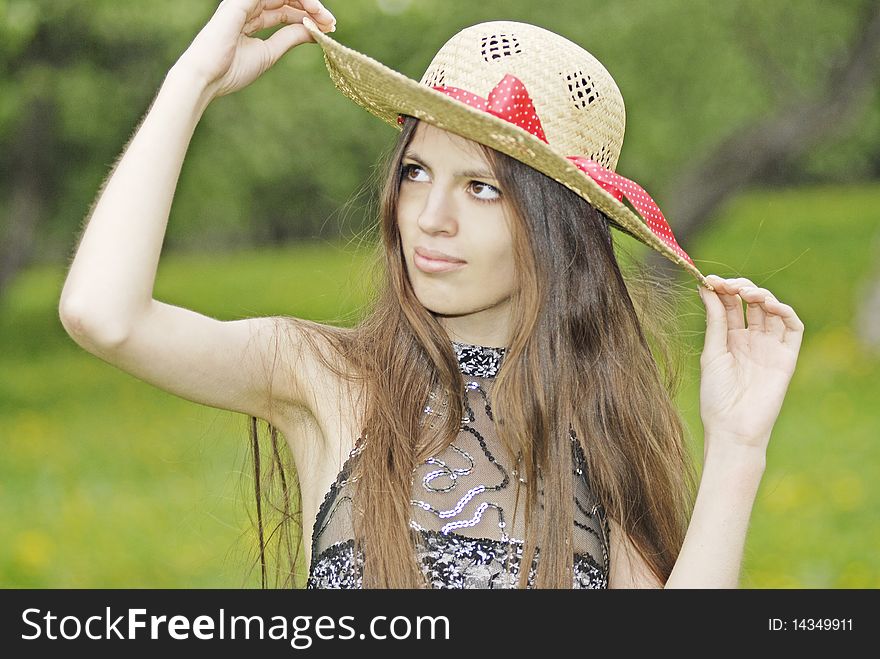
174, 0, 336, 100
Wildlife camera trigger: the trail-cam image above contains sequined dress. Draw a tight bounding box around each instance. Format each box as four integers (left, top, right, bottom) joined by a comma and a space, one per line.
306, 340, 610, 588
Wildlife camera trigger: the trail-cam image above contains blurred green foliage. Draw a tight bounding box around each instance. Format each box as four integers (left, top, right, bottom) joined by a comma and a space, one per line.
1, 183, 878, 587
1, 0, 878, 264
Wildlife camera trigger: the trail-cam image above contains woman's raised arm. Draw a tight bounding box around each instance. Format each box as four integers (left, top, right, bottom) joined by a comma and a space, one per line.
58, 2, 337, 423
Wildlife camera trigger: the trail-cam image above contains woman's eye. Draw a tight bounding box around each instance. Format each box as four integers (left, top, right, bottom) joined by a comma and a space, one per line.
402, 164, 427, 181
469, 181, 501, 202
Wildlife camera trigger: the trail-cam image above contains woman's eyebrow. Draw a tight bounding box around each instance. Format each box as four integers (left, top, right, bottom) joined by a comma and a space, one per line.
403, 150, 496, 180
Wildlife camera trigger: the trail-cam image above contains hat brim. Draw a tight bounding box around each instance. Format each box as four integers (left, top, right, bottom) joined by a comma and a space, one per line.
303, 20, 710, 288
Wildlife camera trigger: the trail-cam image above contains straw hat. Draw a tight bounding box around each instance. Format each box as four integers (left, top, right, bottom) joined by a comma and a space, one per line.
302, 17, 711, 289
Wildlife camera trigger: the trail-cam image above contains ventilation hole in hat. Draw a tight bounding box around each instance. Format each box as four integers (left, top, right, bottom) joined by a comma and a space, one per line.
588, 144, 613, 168
425, 67, 446, 87
564, 71, 599, 108
481, 33, 522, 62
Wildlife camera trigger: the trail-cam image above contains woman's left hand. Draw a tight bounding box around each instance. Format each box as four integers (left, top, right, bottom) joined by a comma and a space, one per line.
697, 274, 805, 456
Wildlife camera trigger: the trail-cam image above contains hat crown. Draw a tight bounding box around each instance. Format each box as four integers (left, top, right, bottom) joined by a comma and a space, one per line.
418, 21, 626, 170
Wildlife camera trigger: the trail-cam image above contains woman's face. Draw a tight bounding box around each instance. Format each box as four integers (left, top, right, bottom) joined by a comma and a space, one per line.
397, 122, 516, 342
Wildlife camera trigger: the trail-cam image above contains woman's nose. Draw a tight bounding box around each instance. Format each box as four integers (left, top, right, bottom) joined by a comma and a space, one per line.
417, 186, 459, 235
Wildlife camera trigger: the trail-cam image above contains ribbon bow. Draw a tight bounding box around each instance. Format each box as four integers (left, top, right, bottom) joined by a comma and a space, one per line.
397, 74, 693, 266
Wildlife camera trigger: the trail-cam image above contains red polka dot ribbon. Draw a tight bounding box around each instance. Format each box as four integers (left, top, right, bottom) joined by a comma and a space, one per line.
397, 73, 694, 265
565, 156, 694, 265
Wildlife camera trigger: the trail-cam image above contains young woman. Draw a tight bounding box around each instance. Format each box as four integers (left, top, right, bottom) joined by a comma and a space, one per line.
59, 0, 804, 589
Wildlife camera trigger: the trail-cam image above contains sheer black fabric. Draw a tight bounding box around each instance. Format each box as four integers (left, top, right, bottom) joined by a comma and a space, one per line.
306, 340, 610, 588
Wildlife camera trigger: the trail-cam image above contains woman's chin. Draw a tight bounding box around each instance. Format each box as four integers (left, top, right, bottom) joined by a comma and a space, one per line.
419, 299, 498, 319
413, 294, 469, 317
421, 302, 466, 317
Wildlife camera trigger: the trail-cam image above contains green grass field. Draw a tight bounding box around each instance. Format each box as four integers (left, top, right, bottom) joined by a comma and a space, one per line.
1, 184, 878, 588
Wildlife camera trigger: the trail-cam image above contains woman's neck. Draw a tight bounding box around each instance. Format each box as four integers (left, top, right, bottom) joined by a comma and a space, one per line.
436, 302, 512, 349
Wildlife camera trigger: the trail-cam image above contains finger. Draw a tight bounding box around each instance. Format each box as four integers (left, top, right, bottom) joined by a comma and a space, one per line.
757, 290, 786, 337
215, 1, 288, 36
738, 286, 771, 333
763, 298, 805, 349
263, 21, 313, 58
257, 0, 301, 10
296, 0, 335, 20
698, 283, 729, 361
707, 275, 759, 294
225, 0, 272, 22
244, 6, 307, 36
249, 0, 311, 12
717, 288, 746, 331
705, 275, 745, 330
291, 0, 336, 27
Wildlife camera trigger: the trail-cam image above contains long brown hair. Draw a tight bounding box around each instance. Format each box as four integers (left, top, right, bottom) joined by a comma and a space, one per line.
244, 115, 698, 588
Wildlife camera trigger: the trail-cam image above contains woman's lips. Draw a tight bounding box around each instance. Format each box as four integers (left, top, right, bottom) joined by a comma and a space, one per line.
413, 249, 467, 273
